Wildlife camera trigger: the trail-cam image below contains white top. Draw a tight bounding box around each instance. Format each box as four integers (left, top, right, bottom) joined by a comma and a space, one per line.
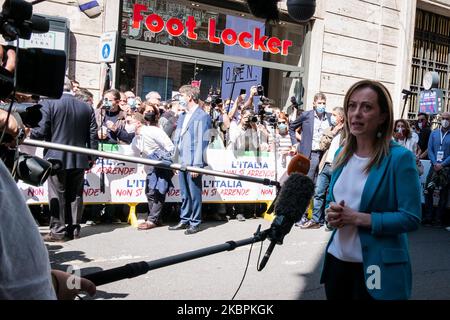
181, 104, 199, 134
394, 137, 417, 154
0, 161, 56, 299
325, 133, 341, 164
311, 113, 331, 151
132, 125, 175, 157
227, 125, 259, 151
327, 154, 370, 263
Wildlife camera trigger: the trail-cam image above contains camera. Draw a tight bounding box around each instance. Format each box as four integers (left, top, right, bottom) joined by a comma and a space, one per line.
0, 1, 66, 99
0, 0, 67, 186
0, 102, 42, 128
102, 97, 113, 111
257, 84, 264, 96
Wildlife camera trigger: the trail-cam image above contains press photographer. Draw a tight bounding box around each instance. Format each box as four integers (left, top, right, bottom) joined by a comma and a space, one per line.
227, 108, 269, 153
204, 90, 230, 149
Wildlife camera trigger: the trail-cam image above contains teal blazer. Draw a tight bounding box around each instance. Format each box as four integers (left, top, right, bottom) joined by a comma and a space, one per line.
320, 142, 421, 300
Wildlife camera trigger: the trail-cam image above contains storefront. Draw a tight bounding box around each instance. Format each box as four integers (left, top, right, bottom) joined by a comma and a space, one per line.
116, 0, 307, 111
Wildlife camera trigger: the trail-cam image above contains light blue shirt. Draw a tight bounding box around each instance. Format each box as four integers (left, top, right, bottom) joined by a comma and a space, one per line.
427, 128, 450, 166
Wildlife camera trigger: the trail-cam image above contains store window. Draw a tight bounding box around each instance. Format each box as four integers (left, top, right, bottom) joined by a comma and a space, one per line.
118, 0, 305, 114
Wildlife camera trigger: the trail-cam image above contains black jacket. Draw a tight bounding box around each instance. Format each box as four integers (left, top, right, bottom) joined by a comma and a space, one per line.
31, 92, 98, 169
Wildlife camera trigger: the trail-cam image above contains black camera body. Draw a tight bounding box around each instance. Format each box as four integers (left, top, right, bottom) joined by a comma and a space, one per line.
0, 0, 66, 185
102, 98, 113, 111
257, 84, 264, 96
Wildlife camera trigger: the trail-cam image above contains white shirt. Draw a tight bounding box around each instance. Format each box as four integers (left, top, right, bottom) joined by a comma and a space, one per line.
325, 133, 341, 164
0, 161, 56, 299
327, 154, 370, 263
181, 104, 199, 134
394, 136, 417, 154
227, 124, 260, 152
132, 125, 175, 157
311, 113, 331, 151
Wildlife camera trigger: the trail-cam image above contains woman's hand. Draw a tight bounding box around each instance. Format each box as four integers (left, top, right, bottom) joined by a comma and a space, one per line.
325, 200, 371, 228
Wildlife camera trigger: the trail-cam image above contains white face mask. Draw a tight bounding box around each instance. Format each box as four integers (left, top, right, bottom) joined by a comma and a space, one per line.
418, 122, 423, 130
179, 96, 188, 108
442, 119, 449, 129
396, 127, 404, 133
124, 123, 135, 134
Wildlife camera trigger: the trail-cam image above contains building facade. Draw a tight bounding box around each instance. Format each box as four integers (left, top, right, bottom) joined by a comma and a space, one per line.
2, 0, 449, 119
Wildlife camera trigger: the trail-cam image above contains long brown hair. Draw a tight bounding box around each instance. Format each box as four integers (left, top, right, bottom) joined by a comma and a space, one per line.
394, 119, 412, 140
333, 80, 394, 173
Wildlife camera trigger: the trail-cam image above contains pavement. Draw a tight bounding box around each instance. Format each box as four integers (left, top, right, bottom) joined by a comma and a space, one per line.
42, 216, 450, 300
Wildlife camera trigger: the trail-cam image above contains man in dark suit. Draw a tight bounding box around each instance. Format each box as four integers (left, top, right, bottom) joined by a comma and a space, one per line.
31, 76, 98, 241
169, 85, 211, 235
288, 92, 332, 226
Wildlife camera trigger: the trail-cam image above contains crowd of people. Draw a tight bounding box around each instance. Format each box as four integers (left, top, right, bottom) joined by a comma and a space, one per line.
25, 76, 450, 237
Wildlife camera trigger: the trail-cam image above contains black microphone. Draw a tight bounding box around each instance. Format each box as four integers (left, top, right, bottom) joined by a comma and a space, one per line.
258, 173, 314, 270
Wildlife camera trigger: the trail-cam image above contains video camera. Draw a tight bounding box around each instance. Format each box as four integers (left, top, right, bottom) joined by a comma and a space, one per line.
0, 0, 67, 186
257, 97, 277, 126
206, 89, 224, 129
101, 97, 113, 111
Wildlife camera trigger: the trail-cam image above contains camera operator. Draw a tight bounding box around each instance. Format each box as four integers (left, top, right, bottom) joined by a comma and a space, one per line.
227, 108, 268, 152
228, 86, 256, 125
0, 45, 96, 299
204, 97, 230, 149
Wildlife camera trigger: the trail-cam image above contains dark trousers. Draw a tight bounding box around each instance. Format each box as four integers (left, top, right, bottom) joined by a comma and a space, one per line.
179, 172, 202, 227
145, 188, 166, 224
424, 169, 449, 223
48, 169, 85, 239
323, 253, 373, 300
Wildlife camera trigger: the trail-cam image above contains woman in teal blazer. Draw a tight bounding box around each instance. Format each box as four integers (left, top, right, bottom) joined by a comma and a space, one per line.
321, 80, 421, 300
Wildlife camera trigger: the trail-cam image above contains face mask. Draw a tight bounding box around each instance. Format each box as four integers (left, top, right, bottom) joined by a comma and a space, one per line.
127, 98, 136, 107
396, 127, 404, 133
212, 109, 221, 120
316, 105, 326, 114
418, 122, 423, 130
330, 115, 337, 126
442, 120, 449, 129
124, 124, 135, 134
278, 123, 287, 134
179, 96, 188, 108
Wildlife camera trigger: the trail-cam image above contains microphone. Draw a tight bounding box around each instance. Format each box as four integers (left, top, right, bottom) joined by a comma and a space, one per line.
246, 0, 316, 22
258, 173, 314, 270
28, 14, 50, 33
77, 0, 102, 19
266, 153, 309, 214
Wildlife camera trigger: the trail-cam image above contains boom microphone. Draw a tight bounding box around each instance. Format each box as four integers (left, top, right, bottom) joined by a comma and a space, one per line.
258, 173, 314, 270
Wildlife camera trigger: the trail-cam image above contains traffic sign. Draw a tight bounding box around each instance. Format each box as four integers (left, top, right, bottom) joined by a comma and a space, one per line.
99, 31, 117, 63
